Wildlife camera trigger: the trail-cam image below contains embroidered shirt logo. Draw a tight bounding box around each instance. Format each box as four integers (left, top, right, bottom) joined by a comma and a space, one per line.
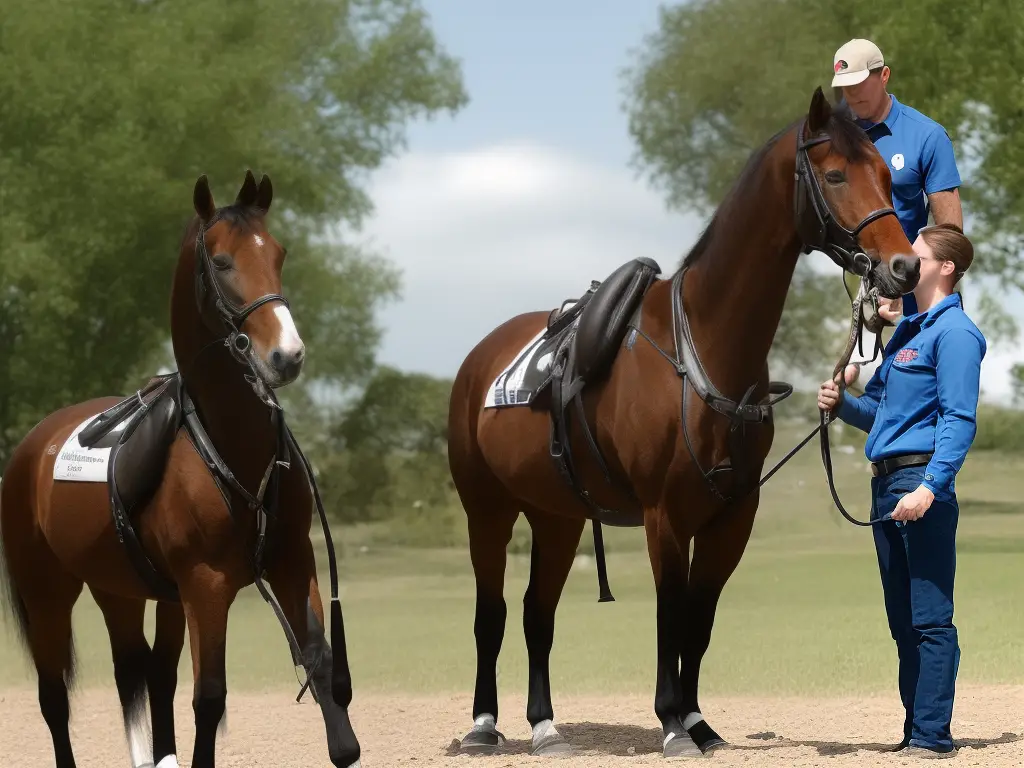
891, 153, 905, 171
894, 348, 918, 364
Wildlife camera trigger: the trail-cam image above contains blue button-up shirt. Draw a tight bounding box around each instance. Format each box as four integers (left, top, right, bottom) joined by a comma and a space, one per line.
857, 94, 962, 242
836, 292, 986, 499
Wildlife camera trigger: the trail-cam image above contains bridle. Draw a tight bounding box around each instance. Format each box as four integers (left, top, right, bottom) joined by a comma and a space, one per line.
793, 120, 900, 279
192, 218, 290, 408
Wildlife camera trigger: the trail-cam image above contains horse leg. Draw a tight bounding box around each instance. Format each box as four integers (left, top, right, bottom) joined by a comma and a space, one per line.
22, 573, 84, 768
264, 537, 361, 768
181, 577, 237, 768
90, 588, 156, 768
678, 494, 758, 754
520, 507, 584, 756
645, 509, 702, 758
457, 487, 518, 754
148, 602, 186, 768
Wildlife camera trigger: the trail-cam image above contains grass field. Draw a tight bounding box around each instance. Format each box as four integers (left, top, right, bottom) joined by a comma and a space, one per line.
2, 419, 1022, 701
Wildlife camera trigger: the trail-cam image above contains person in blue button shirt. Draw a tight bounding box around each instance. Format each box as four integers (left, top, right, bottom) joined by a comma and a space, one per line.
831, 38, 963, 238
818, 223, 986, 759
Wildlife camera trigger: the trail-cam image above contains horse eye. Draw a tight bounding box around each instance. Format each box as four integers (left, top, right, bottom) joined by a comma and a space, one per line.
825, 170, 846, 185
212, 253, 234, 270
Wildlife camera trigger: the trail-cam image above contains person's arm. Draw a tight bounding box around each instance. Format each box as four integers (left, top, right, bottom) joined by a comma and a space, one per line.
921, 328, 985, 496
922, 128, 964, 229
835, 363, 885, 433
928, 189, 963, 229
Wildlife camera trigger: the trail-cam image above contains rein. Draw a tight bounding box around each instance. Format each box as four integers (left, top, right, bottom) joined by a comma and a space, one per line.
637, 118, 902, 522
185, 219, 349, 704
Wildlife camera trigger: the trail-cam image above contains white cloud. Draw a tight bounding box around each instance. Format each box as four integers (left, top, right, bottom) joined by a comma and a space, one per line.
356, 141, 701, 377
355, 141, 1019, 404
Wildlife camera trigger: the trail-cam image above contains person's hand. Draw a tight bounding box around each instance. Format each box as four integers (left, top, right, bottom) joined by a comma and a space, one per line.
891, 485, 935, 522
843, 364, 860, 388
817, 378, 842, 412
877, 296, 903, 324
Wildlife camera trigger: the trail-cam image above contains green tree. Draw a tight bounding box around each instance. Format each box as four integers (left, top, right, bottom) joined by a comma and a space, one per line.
1011, 363, 1024, 408
0, 0, 467, 466
622, 0, 1023, 373
320, 366, 453, 522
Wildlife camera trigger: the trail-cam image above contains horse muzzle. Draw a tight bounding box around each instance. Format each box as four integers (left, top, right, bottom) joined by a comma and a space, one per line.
871, 253, 920, 299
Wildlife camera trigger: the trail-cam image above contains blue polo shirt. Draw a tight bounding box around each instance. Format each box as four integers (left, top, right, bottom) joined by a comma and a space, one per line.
857, 94, 962, 242
836, 292, 986, 500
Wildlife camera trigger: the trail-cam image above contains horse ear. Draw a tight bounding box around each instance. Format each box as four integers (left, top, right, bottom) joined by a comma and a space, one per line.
193, 175, 216, 222
255, 174, 273, 213
235, 169, 259, 207
807, 86, 832, 135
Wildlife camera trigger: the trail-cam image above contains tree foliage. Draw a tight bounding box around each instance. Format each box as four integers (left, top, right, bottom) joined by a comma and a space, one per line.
314, 366, 453, 522
622, 0, 1024, 376
0, 0, 467, 465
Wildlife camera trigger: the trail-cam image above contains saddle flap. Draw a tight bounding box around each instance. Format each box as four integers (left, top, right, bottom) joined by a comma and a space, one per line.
112, 378, 183, 513
574, 257, 661, 380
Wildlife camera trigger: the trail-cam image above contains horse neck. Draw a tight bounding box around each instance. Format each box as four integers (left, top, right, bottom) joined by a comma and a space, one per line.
682, 133, 803, 395
169, 227, 280, 496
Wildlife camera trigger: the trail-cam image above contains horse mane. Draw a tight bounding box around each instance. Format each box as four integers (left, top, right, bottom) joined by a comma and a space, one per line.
676, 103, 869, 274
178, 203, 266, 251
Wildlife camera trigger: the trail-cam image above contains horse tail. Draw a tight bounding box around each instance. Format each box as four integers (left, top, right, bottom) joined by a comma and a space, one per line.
0, 478, 31, 654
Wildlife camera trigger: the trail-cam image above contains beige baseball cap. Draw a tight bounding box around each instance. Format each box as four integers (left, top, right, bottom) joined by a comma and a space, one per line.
831, 39, 885, 87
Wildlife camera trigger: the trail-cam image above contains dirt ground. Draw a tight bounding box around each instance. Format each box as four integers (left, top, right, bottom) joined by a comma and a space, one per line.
2, 685, 1022, 767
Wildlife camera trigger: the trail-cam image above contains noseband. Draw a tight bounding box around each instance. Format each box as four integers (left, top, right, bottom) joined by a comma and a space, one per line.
793, 120, 900, 278
192, 221, 290, 406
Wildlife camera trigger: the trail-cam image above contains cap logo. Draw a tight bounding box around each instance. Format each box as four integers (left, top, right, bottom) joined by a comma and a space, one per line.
834, 59, 848, 73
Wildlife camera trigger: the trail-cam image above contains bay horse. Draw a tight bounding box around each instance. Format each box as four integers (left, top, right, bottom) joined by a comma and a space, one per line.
446, 88, 921, 758
0, 172, 360, 768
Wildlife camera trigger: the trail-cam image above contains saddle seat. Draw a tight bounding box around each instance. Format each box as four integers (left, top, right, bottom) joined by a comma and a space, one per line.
79, 372, 183, 515
543, 257, 661, 526
78, 372, 183, 600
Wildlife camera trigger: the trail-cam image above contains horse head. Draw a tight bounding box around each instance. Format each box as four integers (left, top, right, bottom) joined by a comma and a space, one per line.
795, 87, 921, 299
188, 171, 304, 391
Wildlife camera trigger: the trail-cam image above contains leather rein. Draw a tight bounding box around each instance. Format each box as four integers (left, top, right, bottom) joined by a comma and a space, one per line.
637, 119, 902, 524
184, 219, 349, 704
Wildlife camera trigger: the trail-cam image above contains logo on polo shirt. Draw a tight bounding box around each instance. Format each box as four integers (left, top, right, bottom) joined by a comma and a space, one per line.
891, 153, 905, 170
834, 60, 848, 73
894, 348, 918, 364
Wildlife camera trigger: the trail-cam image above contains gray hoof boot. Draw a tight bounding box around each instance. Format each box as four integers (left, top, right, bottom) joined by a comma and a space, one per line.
663, 729, 703, 759
460, 714, 505, 755
530, 720, 571, 756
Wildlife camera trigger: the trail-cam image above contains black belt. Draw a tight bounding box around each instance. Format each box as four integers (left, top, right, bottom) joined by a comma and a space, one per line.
870, 452, 933, 478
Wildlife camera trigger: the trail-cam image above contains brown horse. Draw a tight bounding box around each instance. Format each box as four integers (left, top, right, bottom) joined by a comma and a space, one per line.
0, 173, 360, 768
447, 88, 921, 758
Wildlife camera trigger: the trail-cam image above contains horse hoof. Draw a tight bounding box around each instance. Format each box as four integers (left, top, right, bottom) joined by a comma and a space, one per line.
531, 732, 572, 756
687, 720, 728, 755
460, 727, 505, 755
664, 731, 703, 758
699, 737, 728, 754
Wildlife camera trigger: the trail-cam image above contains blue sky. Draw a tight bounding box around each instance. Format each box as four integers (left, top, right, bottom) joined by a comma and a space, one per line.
404, 1, 665, 166
355, 1, 1020, 403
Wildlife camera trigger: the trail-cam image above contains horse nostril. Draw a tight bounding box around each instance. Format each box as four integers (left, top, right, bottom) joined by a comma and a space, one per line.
270, 347, 304, 378
889, 254, 918, 279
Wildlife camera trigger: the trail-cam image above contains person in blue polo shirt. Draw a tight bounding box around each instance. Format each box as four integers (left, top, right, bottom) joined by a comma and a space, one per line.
818, 223, 986, 759
831, 38, 963, 237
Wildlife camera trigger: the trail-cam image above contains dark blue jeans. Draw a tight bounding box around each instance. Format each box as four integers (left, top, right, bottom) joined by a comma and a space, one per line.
870, 464, 959, 752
